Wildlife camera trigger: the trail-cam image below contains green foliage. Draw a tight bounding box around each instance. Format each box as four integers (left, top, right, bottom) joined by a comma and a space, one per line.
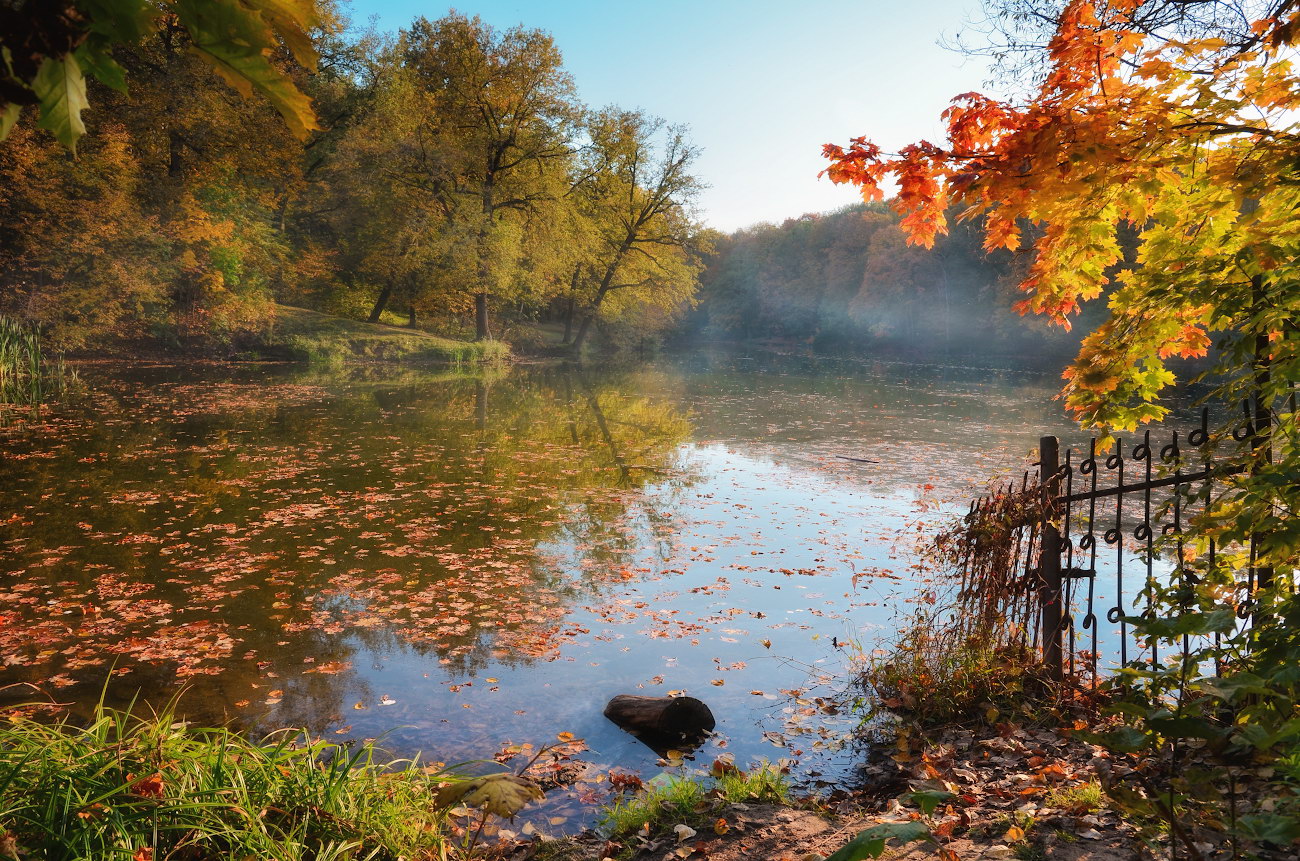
1084, 585, 1300, 854
601, 776, 707, 838
823, 820, 933, 861
267, 306, 509, 365
1, 0, 319, 150
0, 316, 77, 412
600, 762, 791, 840
823, 790, 957, 861
0, 701, 461, 861
1045, 780, 1103, 813
31, 55, 88, 150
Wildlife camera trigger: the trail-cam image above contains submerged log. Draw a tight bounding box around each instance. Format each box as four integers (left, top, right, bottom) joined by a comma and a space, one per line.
603, 694, 715, 738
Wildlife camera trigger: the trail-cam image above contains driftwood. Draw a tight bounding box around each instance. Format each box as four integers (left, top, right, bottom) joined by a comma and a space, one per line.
603, 695, 715, 751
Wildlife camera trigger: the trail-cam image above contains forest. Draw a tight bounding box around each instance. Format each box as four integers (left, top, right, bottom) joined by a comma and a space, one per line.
0, 4, 711, 356
690, 203, 1104, 358
0, 2, 1074, 363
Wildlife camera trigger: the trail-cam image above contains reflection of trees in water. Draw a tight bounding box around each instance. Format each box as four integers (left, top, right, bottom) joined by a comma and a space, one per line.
0, 362, 697, 727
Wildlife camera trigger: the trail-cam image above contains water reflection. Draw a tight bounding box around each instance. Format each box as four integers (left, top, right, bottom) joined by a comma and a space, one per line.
1, 363, 695, 725
2, 350, 1097, 829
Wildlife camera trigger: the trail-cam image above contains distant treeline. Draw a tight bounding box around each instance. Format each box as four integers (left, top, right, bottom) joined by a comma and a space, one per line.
0, 5, 706, 355
688, 203, 1106, 361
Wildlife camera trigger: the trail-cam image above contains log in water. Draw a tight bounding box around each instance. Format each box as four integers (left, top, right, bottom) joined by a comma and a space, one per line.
603, 694, 716, 738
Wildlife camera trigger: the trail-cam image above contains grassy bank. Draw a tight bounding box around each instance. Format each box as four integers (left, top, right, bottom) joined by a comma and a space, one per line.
264, 306, 509, 366
0, 706, 458, 861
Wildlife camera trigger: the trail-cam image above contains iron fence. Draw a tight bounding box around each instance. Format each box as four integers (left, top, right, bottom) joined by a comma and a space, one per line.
964, 406, 1271, 683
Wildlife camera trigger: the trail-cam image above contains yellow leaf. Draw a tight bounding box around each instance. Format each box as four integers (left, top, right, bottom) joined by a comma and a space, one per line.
434, 773, 543, 818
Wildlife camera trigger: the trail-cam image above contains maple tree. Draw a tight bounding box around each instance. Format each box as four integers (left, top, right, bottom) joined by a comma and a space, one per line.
825, 2, 1300, 852
824, 0, 1298, 431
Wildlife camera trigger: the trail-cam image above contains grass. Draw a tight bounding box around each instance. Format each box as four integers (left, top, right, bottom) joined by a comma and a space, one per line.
600, 762, 792, 841
1045, 779, 1104, 813
0, 702, 461, 861
264, 306, 509, 366
0, 316, 76, 414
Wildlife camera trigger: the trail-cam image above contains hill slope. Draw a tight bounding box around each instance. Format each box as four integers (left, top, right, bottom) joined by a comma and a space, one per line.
265, 306, 508, 364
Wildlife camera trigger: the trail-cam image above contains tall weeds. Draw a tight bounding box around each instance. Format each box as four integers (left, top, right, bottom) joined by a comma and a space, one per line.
0, 316, 73, 411
0, 702, 459, 861
859, 485, 1051, 727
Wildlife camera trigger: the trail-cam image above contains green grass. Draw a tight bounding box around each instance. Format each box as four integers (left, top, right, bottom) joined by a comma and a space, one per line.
264, 306, 509, 366
0, 703, 461, 861
1045, 779, 1104, 813
600, 762, 792, 840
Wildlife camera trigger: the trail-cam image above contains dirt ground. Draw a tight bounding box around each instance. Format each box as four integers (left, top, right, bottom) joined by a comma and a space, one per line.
507, 722, 1159, 861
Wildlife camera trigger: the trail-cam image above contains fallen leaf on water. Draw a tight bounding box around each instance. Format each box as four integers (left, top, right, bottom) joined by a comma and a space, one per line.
435, 773, 544, 818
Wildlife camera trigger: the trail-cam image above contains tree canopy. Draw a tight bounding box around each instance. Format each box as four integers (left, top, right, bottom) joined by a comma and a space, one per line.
824, 0, 1298, 430
0, 0, 320, 149
0, 5, 706, 354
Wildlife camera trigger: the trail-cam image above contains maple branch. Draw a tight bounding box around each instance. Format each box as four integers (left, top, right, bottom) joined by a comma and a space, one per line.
1172, 120, 1300, 140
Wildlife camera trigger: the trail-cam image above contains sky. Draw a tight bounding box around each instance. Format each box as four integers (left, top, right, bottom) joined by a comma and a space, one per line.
347, 0, 994, 233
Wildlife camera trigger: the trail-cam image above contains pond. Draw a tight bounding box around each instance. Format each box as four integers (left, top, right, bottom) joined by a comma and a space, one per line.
0, 349, 1085, 831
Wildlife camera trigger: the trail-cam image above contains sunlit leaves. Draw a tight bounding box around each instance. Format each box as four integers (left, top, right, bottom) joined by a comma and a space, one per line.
1, 0, 319, 149
822, 2, 1300, 433
31, 55, 88, 150
172, 0, 319, 140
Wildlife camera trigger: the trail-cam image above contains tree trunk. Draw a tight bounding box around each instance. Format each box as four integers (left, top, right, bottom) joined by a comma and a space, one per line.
474, 292, 490, 340
562, 296, 576, 345
571, 244, 631, 354
168, 129, 183, 178
368, 283, 394, 323
408, 305, 417, 327
561, 266, 581, 345
603, 695, 715, 737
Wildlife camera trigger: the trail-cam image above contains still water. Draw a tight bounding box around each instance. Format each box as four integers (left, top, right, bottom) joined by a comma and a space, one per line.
0, 349, 1084, 828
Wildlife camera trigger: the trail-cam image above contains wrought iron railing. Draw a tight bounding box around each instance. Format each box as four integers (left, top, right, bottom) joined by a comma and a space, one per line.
964, 406, 1270, 683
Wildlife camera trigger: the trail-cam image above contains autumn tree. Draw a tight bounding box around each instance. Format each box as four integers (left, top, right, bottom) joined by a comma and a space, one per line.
400, 13, 580, 340
567, 110, 705, 353
825, 1, 1300, 846
0, 123, 167, 347
1, 0, 320, 150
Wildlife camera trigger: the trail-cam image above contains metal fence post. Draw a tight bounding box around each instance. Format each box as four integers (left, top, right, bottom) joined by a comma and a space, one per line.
1039, 435, 1065, 682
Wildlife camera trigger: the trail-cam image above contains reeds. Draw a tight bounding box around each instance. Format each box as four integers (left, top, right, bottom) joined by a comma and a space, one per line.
856, 485, 1050, 727
0, 701, 459, 861
0, 317, 76, 416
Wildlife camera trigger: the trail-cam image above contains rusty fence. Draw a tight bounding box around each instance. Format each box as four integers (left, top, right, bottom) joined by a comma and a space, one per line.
965, 405, 1277, 683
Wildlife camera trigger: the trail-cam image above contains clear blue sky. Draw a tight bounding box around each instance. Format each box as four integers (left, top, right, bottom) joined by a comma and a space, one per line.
346, 0, 992, 232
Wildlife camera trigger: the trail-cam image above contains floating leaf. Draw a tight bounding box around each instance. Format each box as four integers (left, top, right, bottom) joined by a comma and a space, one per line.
434, 773, 543, 818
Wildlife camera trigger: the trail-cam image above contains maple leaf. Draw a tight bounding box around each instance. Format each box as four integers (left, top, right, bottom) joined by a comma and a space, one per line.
434, 773, 544, 818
